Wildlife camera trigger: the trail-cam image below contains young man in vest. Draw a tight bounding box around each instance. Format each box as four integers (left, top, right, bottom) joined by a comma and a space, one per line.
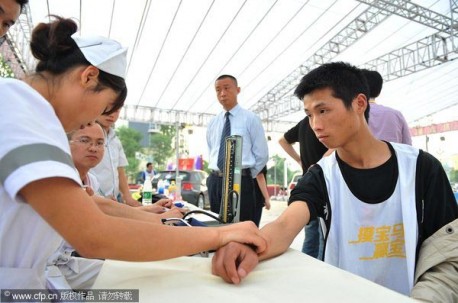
211, 62, 458, 297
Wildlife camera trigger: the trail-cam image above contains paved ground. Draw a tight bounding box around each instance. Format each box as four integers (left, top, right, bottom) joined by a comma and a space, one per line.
259, 198, 304, 251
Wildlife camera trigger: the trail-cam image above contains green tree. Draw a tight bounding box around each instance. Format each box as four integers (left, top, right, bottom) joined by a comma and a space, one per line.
116, 126, 142, 181
266, 155, 295, 186
148, 125, 176, 170
202, 159, 209, 173
449, 168, 458, 184
0, 55, 15, 78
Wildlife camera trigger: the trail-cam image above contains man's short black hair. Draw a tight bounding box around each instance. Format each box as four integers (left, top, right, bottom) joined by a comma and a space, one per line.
361, 69, 383, 98
146, 162, 152, 167
216, 74, 238, 86
294, 62, 370, 122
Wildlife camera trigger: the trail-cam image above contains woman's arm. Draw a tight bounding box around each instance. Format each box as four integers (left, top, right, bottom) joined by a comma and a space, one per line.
21, 177, 267, 261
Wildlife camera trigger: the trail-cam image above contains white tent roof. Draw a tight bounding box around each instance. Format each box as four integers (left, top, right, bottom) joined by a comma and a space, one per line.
28, 0, 458, 129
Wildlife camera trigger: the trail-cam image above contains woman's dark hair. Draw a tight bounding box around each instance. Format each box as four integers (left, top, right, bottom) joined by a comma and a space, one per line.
30, 16, 126, 114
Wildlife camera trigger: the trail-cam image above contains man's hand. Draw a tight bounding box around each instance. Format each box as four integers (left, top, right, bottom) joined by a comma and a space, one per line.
211, 221, 266, 284
218, 221, 267, 253
212, 242, 259, 284
264, 197, 271, 210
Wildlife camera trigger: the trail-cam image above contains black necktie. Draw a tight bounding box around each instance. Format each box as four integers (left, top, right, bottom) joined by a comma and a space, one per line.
217, 112, 231, 171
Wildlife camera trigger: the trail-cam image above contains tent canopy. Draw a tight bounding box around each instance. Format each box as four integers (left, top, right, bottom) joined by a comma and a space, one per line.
27, 0, 458, 130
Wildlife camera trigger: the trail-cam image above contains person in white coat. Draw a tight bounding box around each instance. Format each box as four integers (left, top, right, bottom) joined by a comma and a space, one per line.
0, 16, 266, 290
47, 123, 184, 289
90, 108, 140, 206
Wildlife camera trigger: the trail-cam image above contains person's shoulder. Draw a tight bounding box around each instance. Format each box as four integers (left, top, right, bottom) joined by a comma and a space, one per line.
388, 142, 419, 163
109, 129, 121, 141
1, 78, 46, 105
290, 164, 325, 199
299, 117, 308, 125
375, 103, 404, 116
0, 77, 24, 89
0, 77, 17, 86
87, 172, 99, 184
384, 105, 405, 118
241, 107, 261, 120
207, 113, 222, 127
417, 149, 441, 169
214, 110, 227, 119
307, 163, 324, 174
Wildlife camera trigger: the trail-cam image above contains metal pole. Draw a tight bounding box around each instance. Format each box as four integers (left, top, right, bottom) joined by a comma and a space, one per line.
274, 164, 277, 196
175, 121, 181, 200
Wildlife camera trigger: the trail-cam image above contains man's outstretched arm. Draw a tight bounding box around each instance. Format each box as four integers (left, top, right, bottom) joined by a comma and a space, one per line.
212, 202, 310, 284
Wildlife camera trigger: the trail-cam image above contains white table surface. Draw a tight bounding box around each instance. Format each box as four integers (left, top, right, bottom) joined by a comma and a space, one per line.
92, 248, 419, 303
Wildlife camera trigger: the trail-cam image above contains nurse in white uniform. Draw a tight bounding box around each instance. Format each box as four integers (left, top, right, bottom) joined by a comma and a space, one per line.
0, 16, 266, 290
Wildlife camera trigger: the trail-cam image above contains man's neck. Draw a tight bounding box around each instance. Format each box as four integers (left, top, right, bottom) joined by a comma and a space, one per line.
336, 131, 390, 169
101, 126, 114, 137
77, 168, 89, 183
223, 103, 238, 112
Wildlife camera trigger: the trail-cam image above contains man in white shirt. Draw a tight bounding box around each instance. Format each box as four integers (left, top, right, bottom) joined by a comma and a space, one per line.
90, 109, 139, 206
206, 75, 268, 222
138, 162, 155, 184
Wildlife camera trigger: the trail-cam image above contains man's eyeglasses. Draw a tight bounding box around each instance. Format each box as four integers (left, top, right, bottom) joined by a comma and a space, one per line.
70, 137, 105, 149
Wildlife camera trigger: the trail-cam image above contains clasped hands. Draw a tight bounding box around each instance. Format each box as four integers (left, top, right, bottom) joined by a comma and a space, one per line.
141, 196, 267, 282
212, 239, 265, 285
140, 198, 188, 219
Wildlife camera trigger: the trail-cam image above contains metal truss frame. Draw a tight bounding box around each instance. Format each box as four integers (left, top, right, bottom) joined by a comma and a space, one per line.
4, 1, 457, 131
120, 105, 296, 132
361, 32, 458, 81
357, 0, 452, 33
253, 0, 458, 121
249, 5, 391, 117
121, 106, 215, 127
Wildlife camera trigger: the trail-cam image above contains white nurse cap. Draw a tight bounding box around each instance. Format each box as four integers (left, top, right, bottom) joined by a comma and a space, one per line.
71, 34, 128, 79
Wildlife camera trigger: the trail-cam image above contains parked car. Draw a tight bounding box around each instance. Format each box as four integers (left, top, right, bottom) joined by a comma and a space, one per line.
128, 183, 141, 193
288, 173, 303, 196
152, 170, 209, 209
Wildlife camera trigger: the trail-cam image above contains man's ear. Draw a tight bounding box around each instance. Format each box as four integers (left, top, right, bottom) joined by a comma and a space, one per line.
353, 93, 367, 115
80, 66, 100, 89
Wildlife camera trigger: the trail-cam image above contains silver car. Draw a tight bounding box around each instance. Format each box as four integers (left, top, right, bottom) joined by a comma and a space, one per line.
152, 170, 209, 209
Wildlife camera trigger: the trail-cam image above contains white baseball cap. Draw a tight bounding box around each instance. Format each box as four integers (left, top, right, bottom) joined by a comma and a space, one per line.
71, 34, 128, 79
